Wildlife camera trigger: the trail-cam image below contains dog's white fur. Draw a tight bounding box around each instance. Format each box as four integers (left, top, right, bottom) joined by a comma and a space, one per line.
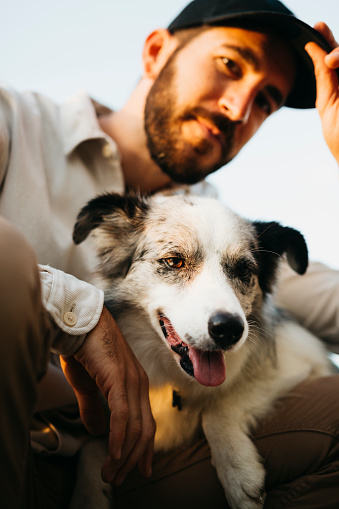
72, 193, 333, 509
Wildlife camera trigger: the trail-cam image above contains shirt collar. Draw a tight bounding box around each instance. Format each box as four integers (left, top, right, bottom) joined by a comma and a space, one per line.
60, 90, 118, 156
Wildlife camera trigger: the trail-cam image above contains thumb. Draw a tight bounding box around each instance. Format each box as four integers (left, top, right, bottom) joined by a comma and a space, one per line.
305, 41, 339, 112
60, 355, 107, 436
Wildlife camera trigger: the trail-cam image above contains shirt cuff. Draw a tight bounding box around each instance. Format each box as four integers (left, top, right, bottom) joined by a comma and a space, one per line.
39, 264, 104, 356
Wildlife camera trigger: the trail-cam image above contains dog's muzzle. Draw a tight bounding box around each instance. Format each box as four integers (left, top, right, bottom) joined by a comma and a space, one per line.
158, 312, 229, 387
208, 312, 244, 349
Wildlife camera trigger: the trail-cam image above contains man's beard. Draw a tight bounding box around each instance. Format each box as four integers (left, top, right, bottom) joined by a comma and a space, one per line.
144, 50, 237, 185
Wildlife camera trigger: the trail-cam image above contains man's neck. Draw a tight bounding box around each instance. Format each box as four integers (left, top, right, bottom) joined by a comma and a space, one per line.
99, 106, 172, 195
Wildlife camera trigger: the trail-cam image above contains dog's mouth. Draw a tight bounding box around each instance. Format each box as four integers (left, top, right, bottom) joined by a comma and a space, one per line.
158, 313, 226, 387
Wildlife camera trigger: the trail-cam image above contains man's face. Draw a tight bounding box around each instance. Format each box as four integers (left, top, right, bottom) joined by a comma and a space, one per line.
144, 26, 296, 184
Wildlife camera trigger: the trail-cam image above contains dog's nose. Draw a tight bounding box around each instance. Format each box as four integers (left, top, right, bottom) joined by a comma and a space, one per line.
208, 312, 244, 348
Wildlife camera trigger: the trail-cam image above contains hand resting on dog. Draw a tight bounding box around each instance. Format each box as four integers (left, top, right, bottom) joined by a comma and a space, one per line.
60, 305, 156, 487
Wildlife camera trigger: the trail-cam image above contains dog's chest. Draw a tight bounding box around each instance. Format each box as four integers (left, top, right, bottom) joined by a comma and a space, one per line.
149, 385, 202, 452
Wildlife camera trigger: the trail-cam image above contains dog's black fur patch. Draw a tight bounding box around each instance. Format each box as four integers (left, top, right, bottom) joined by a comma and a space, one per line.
73, 193, 149, 244
253, 221, 308, 295
73, 193, 150, 279
73, 193, 308, 298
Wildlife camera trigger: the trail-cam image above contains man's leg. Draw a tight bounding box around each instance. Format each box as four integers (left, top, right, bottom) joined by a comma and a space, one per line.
0, 217, 52, 508
114, 375, 339, 509
256, 375, 339, 509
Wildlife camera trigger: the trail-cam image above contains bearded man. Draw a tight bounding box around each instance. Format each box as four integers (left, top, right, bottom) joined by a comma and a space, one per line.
1, 1, 339, 508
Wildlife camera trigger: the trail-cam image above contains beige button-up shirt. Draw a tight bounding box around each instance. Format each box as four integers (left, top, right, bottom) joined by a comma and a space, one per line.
0, 84, 125, 354
1, 83, 338, 457
1, 83, 339, 353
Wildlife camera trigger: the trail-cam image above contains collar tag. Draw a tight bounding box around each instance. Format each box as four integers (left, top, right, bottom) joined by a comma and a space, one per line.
172, 389, 182, 411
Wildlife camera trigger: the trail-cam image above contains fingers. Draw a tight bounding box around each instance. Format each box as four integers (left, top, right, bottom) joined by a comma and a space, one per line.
138, 436, 155, 479
102, 358, 156, 485
137, 367, 156, 478
305, 40, 331, 75
312, 22, 339, 70
60, 355, 106, 436
313, 22, 338, 50
74, 306, 156, 485
305, 23, 339, 164
113, 364, 155, 483
325, 50, 339, 70
305, 41, 338, 112
102, 417, 155, 487
112, 432, 155, 487
76, 391, 107, 436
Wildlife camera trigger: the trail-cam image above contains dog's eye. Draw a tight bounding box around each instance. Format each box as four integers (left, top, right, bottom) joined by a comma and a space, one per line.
226, 259, 255, 283
235, 261, 254, 282
163, 257, 185, 269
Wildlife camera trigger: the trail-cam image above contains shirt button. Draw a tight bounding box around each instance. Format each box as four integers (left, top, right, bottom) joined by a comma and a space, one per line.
102, 143, 114, 158
63, 311, 77, 327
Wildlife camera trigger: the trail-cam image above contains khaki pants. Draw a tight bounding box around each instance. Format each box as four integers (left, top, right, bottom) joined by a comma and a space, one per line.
0, 217, 53, 508
1, 216, 339, 509
116, 375, 339, 508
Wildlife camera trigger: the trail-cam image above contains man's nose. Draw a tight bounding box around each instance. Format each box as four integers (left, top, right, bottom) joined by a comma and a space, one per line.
218, 86, 254, 123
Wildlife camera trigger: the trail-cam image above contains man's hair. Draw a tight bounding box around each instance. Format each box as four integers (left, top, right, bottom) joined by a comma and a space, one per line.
170, 20, 277, 49
170, 25, 211, 50
166, 0, 338, 108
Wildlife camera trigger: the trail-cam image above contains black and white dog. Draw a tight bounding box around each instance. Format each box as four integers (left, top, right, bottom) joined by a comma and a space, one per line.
73, 192, 332, 509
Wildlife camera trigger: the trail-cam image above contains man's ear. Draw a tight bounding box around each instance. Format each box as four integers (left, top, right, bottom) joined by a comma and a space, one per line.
142, 29, 178, 79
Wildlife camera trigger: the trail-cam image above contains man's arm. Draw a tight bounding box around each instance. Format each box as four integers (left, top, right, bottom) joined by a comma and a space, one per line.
285, 25, 339, 345
306, 22, 339, 164
61, 306, 156, 487
40, 265, 156, 486
275, 261, 339, 349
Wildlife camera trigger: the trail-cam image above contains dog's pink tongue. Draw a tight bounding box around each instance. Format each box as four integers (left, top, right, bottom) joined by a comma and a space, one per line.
189, 347, 226, 387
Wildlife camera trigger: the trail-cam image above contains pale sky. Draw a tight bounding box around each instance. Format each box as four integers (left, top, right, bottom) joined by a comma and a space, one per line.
1, 0, 339, 269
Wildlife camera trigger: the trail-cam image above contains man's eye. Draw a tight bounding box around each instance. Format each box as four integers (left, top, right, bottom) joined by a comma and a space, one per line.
221, 57, 241, 78
163, 257, 185, 269
255, 91, 272, 115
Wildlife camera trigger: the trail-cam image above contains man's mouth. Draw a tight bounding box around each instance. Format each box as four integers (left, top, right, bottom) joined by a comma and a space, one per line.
158, 312, 226, 387
197, 117, 225, 147
180, 107, 235, 161
181, 116, 225, 159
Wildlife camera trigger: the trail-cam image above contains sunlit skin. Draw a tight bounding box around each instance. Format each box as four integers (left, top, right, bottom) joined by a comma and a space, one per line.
144, 26, 296, 183
101, 26, 296, 192
59, 21, 339, 487
306, 22, 339, 164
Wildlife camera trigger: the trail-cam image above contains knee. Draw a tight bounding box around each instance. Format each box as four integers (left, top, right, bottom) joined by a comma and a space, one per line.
254, 376, 339, 489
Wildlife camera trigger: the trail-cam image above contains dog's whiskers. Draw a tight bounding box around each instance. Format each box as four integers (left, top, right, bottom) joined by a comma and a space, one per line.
249, 247, 282, 259
248, 320, 270, 339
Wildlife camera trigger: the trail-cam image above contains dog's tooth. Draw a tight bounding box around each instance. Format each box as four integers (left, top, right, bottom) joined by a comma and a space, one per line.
171, 344, 181, 354
180, 356, 194, 377
159, 319, 168, 338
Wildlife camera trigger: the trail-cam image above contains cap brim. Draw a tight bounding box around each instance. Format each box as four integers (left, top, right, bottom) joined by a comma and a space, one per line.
169, 11, 337, 109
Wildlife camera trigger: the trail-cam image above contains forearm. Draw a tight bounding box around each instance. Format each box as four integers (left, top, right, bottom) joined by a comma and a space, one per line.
275, 261, 339, 349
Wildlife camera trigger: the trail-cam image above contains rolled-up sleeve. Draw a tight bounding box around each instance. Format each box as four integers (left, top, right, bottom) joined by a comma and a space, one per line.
39, 265, 104, 356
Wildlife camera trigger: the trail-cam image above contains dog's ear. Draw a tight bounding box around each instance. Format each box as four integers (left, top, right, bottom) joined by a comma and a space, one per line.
73, 192, 149, 244
73, 192, 150, 278
253, 221, 308, 294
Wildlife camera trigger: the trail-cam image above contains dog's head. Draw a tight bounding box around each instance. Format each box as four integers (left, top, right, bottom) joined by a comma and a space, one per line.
73, 193, 308, 387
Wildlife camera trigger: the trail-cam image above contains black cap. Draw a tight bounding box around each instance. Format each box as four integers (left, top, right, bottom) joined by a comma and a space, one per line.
168, 0, 335, 109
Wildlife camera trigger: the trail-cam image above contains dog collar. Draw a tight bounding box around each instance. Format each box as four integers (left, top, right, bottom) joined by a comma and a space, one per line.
172, 389, 182, 411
